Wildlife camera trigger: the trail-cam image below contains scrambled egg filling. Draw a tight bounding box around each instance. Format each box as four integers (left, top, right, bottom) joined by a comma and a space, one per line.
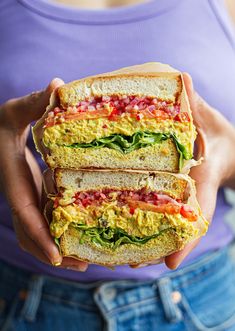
43, 116, 194, 155
50, 201, 196, 241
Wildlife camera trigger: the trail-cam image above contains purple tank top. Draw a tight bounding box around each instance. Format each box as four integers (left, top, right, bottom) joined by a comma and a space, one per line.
0, 0, 235, 281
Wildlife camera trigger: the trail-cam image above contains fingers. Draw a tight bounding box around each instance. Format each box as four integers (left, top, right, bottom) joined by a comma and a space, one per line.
164, 176, 217, 270
164, 239, 200, 270
1, 78, 64, 132
191, 169, 218, 222
59, 257, 88, 272
42, 168, 57, 195
2, 151, 62, 265
13, 199, 62, 265
129, 258, 164, 269
13, 214, 54, 265
25, 147, 43, 197
14, 215, 88, 271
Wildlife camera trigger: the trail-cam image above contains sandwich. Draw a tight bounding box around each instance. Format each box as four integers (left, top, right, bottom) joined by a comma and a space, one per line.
33, 62, 208, 266
33, 62, 197, 173
47, 169, 208, 266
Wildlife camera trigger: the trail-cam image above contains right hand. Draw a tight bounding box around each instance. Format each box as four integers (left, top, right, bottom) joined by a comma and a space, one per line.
0, 79, 88, 272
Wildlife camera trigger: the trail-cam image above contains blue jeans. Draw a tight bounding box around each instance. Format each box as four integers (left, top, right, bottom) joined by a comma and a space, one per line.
0, 246, 235, 331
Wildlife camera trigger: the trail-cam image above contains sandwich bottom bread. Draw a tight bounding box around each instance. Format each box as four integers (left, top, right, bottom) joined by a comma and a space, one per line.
46, 169, 208, 266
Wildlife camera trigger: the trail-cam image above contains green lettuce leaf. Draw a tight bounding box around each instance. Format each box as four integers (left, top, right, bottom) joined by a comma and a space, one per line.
172, 134, 192, 170
70, 224, 171, 250
65, 131, 192, 168
54, 237, 61, 254
66, 131, 169, 154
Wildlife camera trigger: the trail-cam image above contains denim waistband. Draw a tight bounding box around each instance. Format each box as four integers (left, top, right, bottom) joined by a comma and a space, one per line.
0, 246, 232, 326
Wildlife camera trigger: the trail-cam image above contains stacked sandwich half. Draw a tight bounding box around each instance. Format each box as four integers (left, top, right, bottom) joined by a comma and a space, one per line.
33, 62, 208, 266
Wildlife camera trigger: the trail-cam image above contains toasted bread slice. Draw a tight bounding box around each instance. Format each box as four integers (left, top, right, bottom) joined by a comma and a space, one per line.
45, 139, 180, 172
54, 168, 188, 200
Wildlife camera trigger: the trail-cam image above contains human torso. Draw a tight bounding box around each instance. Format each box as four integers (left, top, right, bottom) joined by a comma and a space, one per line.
0, 0, 234, 281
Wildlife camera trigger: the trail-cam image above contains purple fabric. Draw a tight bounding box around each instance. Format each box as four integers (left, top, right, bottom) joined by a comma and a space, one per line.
0, 0, 235, 281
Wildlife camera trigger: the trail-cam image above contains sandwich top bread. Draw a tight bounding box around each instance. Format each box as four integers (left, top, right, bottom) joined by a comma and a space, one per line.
46, 169, 208, 266
33, 62, 197, 173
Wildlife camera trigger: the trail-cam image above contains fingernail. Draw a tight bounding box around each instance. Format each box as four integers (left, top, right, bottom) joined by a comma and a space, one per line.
52, 78, 64, 86
52, 261, 62, 267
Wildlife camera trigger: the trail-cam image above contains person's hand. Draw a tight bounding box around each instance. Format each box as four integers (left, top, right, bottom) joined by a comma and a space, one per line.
131, 73, 235, 270
0, 79, 88, 272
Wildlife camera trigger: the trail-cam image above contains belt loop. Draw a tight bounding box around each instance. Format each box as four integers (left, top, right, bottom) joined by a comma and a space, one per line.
157, 277, 182, 323
20, 275, 44, 322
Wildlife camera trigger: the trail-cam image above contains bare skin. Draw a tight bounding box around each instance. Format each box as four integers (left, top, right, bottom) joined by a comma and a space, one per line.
53, 0, 235, 24
0, 0, 234, 272
54, 0, 150, 9
0, 79, 87, 271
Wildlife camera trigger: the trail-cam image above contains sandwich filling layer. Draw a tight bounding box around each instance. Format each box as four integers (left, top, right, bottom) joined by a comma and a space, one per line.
50, 188, 199, 250
43, 96, 195, 169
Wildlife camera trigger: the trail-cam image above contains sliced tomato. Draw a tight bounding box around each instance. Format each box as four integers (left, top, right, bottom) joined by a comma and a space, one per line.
108, 107, 123, 121
127, 200, 197, 221
180, 205, 198, 222
129, 206, 136, 215
64, 108, 111, 121
174, 112, 190, 122
127, 200, 181, 214
53, 197, 60, 208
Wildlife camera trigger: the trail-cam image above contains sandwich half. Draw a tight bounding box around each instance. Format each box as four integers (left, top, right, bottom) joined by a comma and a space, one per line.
47, 169, 208, 266
33, 62, 196, 173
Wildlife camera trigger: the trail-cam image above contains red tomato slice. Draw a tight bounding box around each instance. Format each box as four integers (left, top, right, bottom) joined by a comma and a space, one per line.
127, 200, 181, 214
180, 205, 198, 222
64, 108, 111, 121
174, 112, 190, 122
127, 200, 197, 221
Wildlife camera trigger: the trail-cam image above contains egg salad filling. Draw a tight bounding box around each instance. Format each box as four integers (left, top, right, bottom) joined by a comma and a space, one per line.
43, 95, 195, 169
50, 189, 198, 250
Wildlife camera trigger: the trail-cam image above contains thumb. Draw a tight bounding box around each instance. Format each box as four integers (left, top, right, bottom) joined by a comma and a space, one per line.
165, 176, 217, 270
182, 72, 210, 131
2, 78, 64, 131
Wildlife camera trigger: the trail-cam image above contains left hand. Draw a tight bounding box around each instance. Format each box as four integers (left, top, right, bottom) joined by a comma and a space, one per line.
130, 73, 235, 270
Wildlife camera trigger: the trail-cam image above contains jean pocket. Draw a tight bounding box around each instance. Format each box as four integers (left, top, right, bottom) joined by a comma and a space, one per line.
180, 285, 235, 331
105, 296, 176, 331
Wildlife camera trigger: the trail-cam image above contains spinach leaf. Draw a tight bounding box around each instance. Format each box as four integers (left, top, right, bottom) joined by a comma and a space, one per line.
64, 131, 192, 170
71, 224, 171, 250
54, 237, 61, 254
